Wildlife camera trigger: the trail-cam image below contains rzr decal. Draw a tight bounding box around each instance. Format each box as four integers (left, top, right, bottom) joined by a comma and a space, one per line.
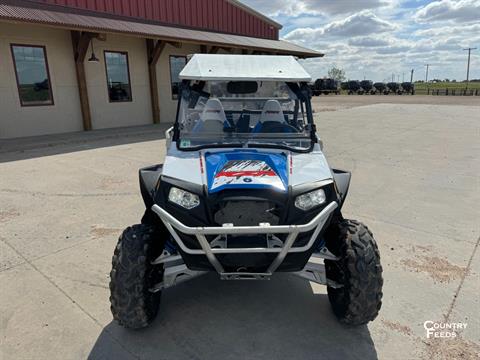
212, 160, 284, 191
205, 151, 288, 193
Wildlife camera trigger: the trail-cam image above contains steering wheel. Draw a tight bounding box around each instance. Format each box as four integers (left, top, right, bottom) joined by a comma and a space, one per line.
259, 121, 298, 133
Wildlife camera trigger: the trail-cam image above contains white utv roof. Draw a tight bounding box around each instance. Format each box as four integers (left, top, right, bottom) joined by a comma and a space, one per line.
179, 54, 312, 82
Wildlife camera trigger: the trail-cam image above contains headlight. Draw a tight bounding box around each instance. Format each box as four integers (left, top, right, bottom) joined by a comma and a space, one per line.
295, 189, 326, 211
168, 187, 200, 209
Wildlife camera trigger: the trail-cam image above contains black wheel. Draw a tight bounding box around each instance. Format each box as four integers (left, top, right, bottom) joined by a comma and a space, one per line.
109, 224, 165, 329
325, 219, 383, 325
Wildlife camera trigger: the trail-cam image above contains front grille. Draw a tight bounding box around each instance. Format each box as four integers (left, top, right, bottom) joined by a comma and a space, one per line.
214, 200, 280, 226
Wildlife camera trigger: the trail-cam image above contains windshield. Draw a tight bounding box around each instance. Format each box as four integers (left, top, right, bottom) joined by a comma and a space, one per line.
175, 81, 313, 151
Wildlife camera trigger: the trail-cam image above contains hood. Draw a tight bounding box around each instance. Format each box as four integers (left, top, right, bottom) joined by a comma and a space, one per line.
162, 144, 333, 192
205, 150, 288, 193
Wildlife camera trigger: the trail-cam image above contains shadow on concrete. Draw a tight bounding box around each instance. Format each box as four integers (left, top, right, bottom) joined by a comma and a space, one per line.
89, 273, 377, 360
0, 124, 170, 163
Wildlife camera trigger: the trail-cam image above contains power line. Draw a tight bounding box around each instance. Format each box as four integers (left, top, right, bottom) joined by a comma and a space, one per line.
463, 47, 477, 89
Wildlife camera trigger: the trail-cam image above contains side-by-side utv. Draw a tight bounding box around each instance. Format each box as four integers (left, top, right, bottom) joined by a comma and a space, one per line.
109, 55, 383, 329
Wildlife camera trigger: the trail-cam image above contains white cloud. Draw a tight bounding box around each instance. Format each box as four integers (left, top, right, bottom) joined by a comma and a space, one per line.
414, 0, 480, 23
348, 37, 390, 47
241, 0, 390, 17
323, 11, 397, 35
375, 44, 412, 54
284, 11, 397, 44
302, 0, 391, 15
240, 0, 479, 81
414, 23, 480, 37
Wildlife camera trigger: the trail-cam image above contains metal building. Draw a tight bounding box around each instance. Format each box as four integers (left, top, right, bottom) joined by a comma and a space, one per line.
0, 0, 321, 138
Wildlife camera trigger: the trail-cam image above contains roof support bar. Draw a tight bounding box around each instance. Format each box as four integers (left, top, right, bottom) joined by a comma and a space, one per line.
146, 39, 166, 124
71, 31, 98, 131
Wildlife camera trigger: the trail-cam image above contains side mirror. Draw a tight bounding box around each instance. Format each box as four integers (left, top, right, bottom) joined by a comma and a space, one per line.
165, 126, 174, 149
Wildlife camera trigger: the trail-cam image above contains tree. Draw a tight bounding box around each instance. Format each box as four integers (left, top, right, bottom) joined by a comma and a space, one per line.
328, 66, 346, 82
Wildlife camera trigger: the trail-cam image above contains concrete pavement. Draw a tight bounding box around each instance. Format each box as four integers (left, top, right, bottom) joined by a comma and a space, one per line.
1, 98, 479, 359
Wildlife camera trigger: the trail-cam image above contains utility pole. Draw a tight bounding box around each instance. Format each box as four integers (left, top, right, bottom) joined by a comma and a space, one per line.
410, 69, 414, 83
392, 73, 394, 82
425, 64, 429, 83
463, 47, 477, 89
402, 72, 405, 82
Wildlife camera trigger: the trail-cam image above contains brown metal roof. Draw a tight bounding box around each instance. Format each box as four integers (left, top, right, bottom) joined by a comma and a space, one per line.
0, 3, 323, 58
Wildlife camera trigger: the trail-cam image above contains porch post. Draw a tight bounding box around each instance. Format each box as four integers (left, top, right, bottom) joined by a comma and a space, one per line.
146, 39, 166, 124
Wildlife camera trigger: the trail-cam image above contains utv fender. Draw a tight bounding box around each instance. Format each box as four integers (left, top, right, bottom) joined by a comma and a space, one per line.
332, 169, 351, 209
139, 164, 163, 208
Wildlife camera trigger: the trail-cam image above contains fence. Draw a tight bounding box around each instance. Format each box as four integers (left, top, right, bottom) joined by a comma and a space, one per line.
415, 88, 480, 96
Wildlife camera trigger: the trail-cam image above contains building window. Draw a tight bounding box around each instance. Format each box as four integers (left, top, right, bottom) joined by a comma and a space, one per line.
11, 44, 53, 106
104, 51, 132, 102
170, 56, 187, 100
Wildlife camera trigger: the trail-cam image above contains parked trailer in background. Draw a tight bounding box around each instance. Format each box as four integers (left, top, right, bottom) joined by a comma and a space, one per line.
347, 80, 362, 94
311, 78, 340, 95
401, 82, 415, 95
387, 82, 401, 94
373, 82, 388, 94
360, 80, 374, 94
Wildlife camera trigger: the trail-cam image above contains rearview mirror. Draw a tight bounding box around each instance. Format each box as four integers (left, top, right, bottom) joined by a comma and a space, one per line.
227, 81, 258, 94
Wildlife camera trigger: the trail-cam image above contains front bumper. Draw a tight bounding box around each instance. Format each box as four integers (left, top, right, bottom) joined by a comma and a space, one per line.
151, 201, 338, 277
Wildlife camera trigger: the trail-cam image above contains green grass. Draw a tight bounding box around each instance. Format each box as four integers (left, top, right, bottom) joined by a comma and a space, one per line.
414, 82, 480, 90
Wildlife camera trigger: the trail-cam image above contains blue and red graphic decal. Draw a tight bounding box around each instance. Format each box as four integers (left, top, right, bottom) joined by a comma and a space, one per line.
204, 150, 288, 193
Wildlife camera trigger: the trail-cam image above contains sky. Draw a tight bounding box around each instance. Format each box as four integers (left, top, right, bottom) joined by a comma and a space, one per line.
241, 0, 480, 82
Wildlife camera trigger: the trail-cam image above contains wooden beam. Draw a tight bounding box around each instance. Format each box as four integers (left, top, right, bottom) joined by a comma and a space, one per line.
146, 39, 166, 124
167, 41, 182, 48
148, 39, 166, 66
73, 32, 93, 62
96, 33, 107, 41
71, 31, 97, 131
209, 46, 219, 54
